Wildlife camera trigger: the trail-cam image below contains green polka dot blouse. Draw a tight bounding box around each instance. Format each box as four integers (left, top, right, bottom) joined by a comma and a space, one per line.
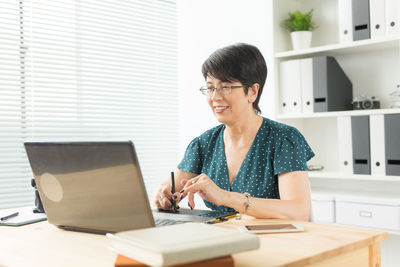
177, 117, 315, 212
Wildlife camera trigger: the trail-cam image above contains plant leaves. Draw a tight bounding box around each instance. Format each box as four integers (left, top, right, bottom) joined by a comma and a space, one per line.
281, 9, 317, 32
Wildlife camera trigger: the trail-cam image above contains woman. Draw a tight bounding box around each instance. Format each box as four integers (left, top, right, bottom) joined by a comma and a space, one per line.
154, 43, 314, 220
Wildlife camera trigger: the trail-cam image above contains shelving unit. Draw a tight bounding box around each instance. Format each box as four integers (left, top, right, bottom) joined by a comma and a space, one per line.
275, 35, 400, 59
272, 0, 400, 179
272, 1, 400, 263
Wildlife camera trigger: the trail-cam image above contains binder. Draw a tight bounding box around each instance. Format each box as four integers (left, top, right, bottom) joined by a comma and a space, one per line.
279, 60, 302, 114
384, 114, 400, 176
352, 0, 371, 41
300, 58, 313, 113
338, 116, 354, 174
369, 115, 386, 176
312, 56, 353, 112
338, 0, 354, 43
385, 0, 400, 36
351, 116, 371, 175
369, 0, 386, 39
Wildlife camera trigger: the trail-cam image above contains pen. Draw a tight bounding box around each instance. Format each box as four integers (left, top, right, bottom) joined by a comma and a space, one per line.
0, 212, 19, 222
210, 214, 238, 224
171, 171, 177, 213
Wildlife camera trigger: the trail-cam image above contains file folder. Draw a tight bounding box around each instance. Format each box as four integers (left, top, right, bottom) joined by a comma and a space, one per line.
385, 0, 400, 36
338, 0, 354, 43
369, 0, 386, 39
338, 116, 354, 174
352, 0, 371, 41
351, 116, 371, 175
384, 114, 400, 176
300, 58, 313, 113
370, 115, 386, 176
313, 56, 353, 112
279, 60, 302, 114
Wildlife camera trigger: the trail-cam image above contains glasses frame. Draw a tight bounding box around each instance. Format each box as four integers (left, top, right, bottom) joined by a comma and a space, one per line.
199, 85, 246, 97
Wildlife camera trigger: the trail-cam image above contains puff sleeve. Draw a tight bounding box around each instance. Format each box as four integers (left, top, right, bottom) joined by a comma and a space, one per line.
177, 137, 203, 174
273, 128, 314, 176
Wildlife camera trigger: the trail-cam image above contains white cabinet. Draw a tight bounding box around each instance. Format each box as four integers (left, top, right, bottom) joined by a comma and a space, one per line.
336, 195, 400, 231
311, 192, 335, 223
272, 0, 400, 228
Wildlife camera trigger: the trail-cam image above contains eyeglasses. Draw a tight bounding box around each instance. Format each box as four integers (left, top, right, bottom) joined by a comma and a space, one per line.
199, 85, 245, 97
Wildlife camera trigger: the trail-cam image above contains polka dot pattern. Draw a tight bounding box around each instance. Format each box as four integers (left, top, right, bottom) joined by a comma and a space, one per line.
177, 117, 315, 212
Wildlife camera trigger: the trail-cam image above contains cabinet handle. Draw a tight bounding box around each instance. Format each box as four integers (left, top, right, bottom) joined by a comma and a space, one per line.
359, 211, 372, 218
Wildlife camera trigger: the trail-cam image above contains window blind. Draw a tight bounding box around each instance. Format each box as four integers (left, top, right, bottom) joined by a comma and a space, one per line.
0, 0, 178, 209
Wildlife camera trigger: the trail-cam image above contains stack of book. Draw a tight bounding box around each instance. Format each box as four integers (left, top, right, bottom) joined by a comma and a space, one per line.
107, 222, 260, 267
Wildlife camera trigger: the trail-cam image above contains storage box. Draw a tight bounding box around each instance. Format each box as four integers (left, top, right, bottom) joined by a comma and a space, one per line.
311, 192, 335, 223
335, 194, 400, 231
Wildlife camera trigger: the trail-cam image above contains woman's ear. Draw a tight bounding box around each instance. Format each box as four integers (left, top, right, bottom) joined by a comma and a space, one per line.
248, 83, 260, 103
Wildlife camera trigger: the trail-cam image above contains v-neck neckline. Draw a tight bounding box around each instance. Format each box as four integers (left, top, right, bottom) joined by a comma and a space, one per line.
221, 117, 265, 188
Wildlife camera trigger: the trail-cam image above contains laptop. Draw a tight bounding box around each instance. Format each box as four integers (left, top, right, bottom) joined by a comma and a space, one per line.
24, 141, 236, 234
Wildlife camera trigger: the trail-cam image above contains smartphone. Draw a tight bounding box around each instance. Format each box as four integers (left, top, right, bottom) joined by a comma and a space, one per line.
238, 223, 304, 234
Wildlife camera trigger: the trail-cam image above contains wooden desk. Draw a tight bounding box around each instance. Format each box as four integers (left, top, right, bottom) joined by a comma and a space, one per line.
0, 217, 387, 267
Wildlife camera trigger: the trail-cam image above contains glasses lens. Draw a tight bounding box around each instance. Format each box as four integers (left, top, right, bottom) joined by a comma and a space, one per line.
221, 86, 232, 95
200, 86, 213, 96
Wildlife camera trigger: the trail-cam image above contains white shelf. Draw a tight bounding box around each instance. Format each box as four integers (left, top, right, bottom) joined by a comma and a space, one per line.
277, 108, 400, 120
275, 35, 400, 60
308, 171, 400, 182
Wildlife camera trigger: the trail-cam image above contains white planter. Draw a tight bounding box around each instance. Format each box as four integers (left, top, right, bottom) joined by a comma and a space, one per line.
290, 31, 312, 50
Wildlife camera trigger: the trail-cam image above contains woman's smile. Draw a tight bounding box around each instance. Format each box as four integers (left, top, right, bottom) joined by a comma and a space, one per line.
214, 106, 229, 113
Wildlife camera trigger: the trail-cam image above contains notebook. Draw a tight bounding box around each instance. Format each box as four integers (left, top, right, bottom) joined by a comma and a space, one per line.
0, 206, 47, 226
24, 141, 236, 234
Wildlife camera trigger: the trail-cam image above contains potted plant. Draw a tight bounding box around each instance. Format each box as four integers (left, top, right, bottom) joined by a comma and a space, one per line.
282, 9, 317, 50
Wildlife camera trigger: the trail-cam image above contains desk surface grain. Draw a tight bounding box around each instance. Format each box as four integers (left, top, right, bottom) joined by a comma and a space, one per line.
219, 217, 388, 266
0, 216, 388, 267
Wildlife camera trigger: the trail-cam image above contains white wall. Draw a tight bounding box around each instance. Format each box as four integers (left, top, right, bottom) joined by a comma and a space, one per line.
177, 0, 275, 158
176, 0, 275, 209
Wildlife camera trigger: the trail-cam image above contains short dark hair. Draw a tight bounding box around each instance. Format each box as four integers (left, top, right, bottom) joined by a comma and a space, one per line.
201, 43, 267, 114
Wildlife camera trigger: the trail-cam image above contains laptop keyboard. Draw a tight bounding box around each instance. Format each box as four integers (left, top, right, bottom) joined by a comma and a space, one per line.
154, 218, 187, 227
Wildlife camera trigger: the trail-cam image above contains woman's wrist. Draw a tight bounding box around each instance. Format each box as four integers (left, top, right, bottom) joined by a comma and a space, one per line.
219, 191, 249, 213
219, 189, 231, 206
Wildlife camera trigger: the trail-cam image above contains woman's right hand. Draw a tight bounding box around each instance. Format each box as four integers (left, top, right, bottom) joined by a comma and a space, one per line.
153, 182, 180, 210
153, 170, 197, 210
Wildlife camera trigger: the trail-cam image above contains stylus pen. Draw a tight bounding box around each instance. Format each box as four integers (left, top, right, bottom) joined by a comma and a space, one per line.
0, 212, 19, 222
171, 171, 177, 213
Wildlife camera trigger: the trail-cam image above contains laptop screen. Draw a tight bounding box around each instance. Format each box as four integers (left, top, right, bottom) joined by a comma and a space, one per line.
24, 141, 155, 233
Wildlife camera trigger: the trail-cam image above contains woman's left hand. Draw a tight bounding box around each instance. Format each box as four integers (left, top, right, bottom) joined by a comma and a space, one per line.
179, 173, 227, 209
